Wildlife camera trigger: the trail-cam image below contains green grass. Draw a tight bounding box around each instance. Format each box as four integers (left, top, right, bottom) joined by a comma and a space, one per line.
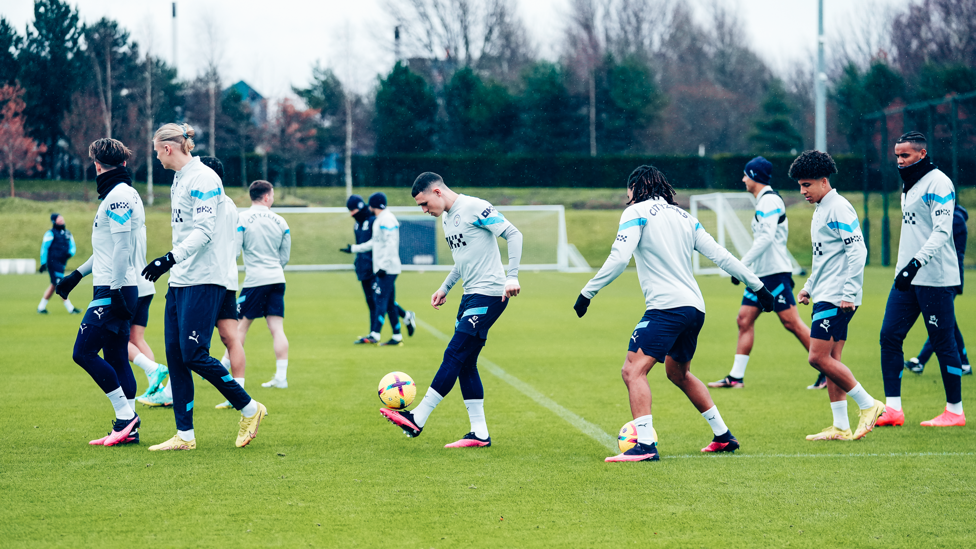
1, 268, 974, 547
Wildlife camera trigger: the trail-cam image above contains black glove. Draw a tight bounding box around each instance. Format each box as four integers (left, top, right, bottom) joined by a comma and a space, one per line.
730, 276, 740, 286
895, 258, 922, 291
339, 244, 352, 254
377, 269, 387, 278
39, 263, 47, 273
755, 286, 775, 313
56, 270, 83, 299
109, 288, 132, 321
573, 294, 590, 318
142, 252, 176, 282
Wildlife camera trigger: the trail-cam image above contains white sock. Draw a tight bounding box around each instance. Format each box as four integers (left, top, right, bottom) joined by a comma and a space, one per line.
947, 401, 963, 415
634, 414, 655, 445
275, 359, 288, 380
701, 405, 729, 436
847, 383, 874, 410
241, 399, 258, 417
63, 298, 75, 312
730, 354, 749, 379
220, 352, 231, 370
106, 387, 135, 420
464, 399, 488, 439
128, 398, 136, 413
38, 297, 48, 310
370, 331, 381, 340
412, 387, 443, 428
163, 380, 172, 398
178, 429, 195, 441
392, 333, 403, 342
830, 400, 850, 430
132, 353, 158, 376
886, 396, 902, 411
234, 377, 245, 389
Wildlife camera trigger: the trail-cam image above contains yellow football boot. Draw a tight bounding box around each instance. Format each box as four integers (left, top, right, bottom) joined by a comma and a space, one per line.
236, 402, 267, 447
148, 434, 196, 451
805, 425, 853, 441
853, 400, 886, 440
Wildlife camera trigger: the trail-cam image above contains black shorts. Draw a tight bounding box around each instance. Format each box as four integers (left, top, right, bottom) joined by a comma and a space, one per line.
217, 290, 238, 321
454, 293, 508, 339
743, 272, 795, 312
628, 306, 706, 363
131, 295, 154, 327
810, 302, 857, 341
82, 285, 138, 335
48, 264, 66, 286
238, 283, 285, 319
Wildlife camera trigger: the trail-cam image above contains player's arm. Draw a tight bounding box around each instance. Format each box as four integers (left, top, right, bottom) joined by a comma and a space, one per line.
350, 225, 376, 253
39, 230, 52, 269
915, 180, 955, 266
576, 210, 641, 316
433, 265, 460, 309
107, 197, 135, 318
739, 196, 781, 267
57, 255, 92, 298
279, 223, 292, 267
477, 202, 522, 300
693, 220, 776, 311
68, 232, 76, 257
171, 177, 220, 263
836, 210, 867, 308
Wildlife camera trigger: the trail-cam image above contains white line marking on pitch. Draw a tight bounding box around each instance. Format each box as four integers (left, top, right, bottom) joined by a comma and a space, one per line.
417, 318, 618, 451
661, 451, 976, 460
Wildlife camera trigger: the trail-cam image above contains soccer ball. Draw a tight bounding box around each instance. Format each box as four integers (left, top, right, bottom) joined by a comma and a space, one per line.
617, 421, 658, 453
378, 372, 416, 410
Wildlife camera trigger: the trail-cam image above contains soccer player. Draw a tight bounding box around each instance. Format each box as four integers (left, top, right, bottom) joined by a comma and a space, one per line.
347, 192, 405, 346
235, 180, 292, 388
37, 213, 81, 314
55, 138, 144, 446
141, 123, 266, 451
380, 172, 522, 448
129, 217, 169, 402
708, 157, 815, 390
341, 194, 415, 344
904, 202, 970, 376
790, 150, 885, 441
575, 165, 775, 462
877, 131, 965, 428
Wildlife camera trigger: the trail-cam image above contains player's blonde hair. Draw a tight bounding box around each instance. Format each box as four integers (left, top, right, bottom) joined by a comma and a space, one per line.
153, 123, 196, 154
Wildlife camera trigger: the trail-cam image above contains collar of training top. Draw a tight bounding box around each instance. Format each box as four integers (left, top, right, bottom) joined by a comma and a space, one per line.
898, 156, 936, 193
95, 167, 132, 200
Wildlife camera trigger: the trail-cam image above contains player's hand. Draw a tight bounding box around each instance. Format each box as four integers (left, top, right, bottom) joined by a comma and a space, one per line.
895, 258, 922, 291
109, 288, 132, 321
39, 263, 47, 273
56, 270, 82, 299
573, 294, 590, 318
839, 300, 856, 313
431, 290, 447, 310
339, 244, 352, 254
142, 252, 175, 282
755, 286, 775, 312
501, 281, 520, 302
377, 269, 387, 278
797, 289, 811, 305
730, 276, 740, 286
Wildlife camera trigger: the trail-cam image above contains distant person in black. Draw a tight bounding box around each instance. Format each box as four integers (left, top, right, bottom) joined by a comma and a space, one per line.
906, 204, 970, 375
340, 194, 415, 344
37, 213, 81, 314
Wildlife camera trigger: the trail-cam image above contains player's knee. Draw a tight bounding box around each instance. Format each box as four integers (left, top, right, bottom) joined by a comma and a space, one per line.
807, 352, 826, 369
736, 313, 752, 331
666, 367, 687, 386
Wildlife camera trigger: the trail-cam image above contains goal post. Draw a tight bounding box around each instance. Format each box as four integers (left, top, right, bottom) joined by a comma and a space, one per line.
689, 192, 804, 276
257, 205, 590, 272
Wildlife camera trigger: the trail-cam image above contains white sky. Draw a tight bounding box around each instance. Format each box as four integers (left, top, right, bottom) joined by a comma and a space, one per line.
3, 0, 912, 97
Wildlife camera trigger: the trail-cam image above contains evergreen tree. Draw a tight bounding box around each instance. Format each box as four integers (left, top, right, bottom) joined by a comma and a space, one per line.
374, 62, 436, 154
516, 61, 583, 154
596, 55, 666, 153
833, 61, 904, 151
444, 67, 517, 153
0, 18, 19, 86
748, 79, 803, 153
293, 64, 345, 155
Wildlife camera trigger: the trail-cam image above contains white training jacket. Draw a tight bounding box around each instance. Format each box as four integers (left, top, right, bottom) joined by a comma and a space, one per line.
215, 195, 241, 292
437, 194, 523, 297
168, 157, 226, 287
582, 197, 763, 313
238, 204, 291, 288
78, 183, 144, 290
133, 225, 155, 297
801, 189, 867, 306
739, 187, 793, 277
351, 208, 401, 276
897, 168, 960, 287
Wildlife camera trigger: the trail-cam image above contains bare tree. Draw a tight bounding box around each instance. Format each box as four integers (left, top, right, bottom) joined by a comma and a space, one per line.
564, 0, 606, 156
196, 10, 225, 155
831, 0, 896, 71
60, 92, 104, 181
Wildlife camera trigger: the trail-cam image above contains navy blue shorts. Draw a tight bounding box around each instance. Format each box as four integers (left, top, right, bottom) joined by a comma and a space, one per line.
743, 272, 795, 312
82, 285, 138, 335
47, 265, 65, 286
217, 290, 238, 321
238, 283, 285, 319
628, 306, 706, 363
131, 295, 153, 327
810, 302, 857, 341
455, 294, 508, 339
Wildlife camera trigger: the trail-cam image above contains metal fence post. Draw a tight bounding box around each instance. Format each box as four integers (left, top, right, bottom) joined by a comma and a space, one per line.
880, 118, 890, 267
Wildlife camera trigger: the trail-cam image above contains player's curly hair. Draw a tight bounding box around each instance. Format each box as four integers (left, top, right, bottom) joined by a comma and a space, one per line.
788, 150, 837, 181
627, 165, 676, 205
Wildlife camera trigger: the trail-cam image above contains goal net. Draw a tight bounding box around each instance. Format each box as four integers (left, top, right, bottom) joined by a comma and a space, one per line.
689, 192, 804, 276
260, 204, 590, 272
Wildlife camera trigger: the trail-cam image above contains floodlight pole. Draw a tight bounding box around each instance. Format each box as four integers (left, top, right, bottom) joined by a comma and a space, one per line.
172, 3, 178, 77
815, 0, 827, 152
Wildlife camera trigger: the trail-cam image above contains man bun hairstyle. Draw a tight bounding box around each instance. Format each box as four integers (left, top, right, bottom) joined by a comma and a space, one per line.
896, 130, 927, 151
153, 123, 196, 154
249, 180, 273, 201
88, 138, 132, 167
788, 150, 837, 181
627, 165, 677, 205
199, 156, 225, 182
412, 172, 444, 197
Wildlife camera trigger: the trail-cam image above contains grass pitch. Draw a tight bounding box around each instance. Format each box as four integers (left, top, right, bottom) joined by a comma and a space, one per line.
1, 268, 974, 548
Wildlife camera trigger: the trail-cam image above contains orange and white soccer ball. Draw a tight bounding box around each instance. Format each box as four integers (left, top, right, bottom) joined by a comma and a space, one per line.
617, 421, 658, 452
378, 372, 416, 410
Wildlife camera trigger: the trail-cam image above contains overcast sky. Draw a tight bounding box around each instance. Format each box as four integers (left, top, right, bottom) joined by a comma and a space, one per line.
3, 0, 912, 98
